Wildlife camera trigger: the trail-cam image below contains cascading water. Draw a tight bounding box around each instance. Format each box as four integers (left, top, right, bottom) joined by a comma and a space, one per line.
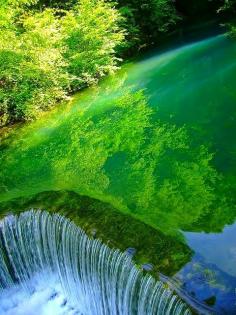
0, 210, 191, 315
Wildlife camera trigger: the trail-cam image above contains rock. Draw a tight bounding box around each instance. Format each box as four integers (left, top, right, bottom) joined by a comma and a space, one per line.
125, 247, 136, 257
142, 263, 153, 271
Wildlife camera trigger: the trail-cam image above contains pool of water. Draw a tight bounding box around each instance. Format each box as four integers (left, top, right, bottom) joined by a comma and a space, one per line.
0, 34, 236, 313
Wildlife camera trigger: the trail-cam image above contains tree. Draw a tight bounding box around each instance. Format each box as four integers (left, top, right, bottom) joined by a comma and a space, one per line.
218, 0, 236, 36
0, 5, 69, 125
0, 0, 124, 125
117, 0, 178, 51
61, 0, 124, 89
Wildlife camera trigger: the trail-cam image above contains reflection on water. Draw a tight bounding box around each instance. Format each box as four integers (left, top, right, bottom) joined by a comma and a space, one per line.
0, 34, 236, 313
185, 223, 236, 278
173, 224, 236, 314
175, 253, 236, 314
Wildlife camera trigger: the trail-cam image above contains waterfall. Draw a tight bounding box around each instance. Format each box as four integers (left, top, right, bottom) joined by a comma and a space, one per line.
0, 210, 191, 315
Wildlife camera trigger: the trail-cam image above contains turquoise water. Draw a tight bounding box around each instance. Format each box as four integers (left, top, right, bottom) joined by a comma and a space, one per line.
0, 34, 236, 313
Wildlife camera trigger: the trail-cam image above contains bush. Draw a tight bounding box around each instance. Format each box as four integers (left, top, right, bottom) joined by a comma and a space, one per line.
0, 0, 124, 125
117, 0, 178, 52
61, 0, 124, 90
218, 0, 236, 36
0, 5, 68, 125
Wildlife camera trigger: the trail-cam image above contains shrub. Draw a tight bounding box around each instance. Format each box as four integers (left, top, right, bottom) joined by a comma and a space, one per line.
0, 0, 124, 125
61, 0, 124, 90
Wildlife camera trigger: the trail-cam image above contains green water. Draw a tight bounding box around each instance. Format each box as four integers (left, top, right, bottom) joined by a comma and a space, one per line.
1, 34, 236, 232
0, 34, 236, 312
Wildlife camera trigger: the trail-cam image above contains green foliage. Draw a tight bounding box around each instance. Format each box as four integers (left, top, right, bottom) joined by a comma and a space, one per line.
60, 0, 124, 89
218, 0, 236, 12
0, 0, 124, 125
0, 7, 70, 125
218, 0, 236, 36
118, 0, 178, 52
15, 0, 179, 52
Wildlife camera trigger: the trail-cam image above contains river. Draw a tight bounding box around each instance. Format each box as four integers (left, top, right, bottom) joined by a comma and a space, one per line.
0, 34, 236, 313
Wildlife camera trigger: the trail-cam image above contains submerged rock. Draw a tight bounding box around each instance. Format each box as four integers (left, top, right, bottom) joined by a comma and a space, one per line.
142, 263, 154, 271
125, 247, 136, 257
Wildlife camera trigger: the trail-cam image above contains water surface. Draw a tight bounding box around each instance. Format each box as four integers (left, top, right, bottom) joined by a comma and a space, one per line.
0, 34, 236, 313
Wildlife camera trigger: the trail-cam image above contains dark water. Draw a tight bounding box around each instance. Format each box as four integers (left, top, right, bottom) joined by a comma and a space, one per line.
0, 34, 236, 313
